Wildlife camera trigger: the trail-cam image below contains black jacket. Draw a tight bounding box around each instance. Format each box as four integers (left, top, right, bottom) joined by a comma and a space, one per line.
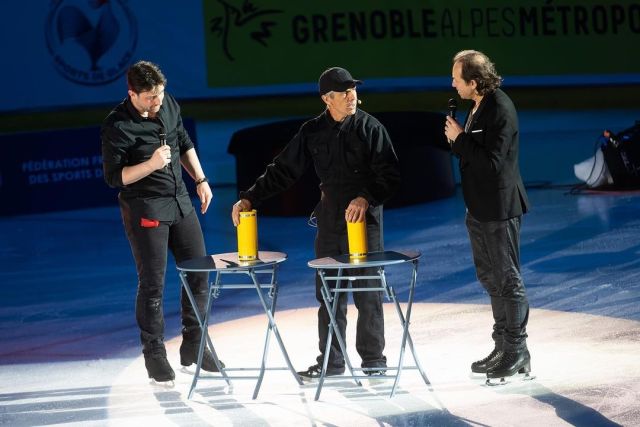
451, 89, 530, 222
240, 109, 400, 220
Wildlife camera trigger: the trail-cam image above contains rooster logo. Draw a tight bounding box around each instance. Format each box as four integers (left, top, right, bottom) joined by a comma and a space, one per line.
209, 0, 282, 61
46, 0, 137, 85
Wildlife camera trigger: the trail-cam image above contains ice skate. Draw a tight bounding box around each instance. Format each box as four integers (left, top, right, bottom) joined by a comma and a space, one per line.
180, 340, 225, 373
485, 350, 535, 386
470, 348, 503, 375
145, 355, 176, 385
143, 340, 176, 384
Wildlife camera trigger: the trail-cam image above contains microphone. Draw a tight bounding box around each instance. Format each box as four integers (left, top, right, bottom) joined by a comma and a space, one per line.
159, 127, 168, 170
357, 99, 362, 105
159, 127, 166, 146
446, 98, 458, 145
447, 98, 457, 119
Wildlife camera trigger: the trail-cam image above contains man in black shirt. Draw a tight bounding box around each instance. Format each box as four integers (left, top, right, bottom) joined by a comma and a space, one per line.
102, 61, 222, 382
231, 67, 401, 379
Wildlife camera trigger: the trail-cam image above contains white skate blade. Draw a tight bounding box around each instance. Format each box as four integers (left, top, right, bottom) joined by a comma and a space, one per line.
485, 371, 535, 386
366, 373, 388, 386
149, 378, 176, 388
469, 371, 488, 379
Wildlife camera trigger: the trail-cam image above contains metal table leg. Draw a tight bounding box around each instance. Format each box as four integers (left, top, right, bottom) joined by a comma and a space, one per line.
179, 271, 229, 399
310, 253, 430, 399
177, 251, 293, 399
380, 261, 431, 396
316, 268, 363, 400
249, 269, 303, 399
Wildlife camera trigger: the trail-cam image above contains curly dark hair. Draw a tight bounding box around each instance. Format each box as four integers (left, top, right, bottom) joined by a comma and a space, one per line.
453, 50, 502, 96
127, 61, 167, 94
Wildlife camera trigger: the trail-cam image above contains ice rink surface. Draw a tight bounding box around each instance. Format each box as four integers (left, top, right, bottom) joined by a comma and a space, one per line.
1, 110, 639, 426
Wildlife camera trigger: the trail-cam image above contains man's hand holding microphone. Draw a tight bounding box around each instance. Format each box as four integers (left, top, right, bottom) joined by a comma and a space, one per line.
150, 145, 172, 170
445, 98, 463, 145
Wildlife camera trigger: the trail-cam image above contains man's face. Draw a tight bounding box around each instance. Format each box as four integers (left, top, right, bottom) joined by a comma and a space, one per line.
324, 87, 358, 122
129, 85, 165, 117
451, 62, 476, 100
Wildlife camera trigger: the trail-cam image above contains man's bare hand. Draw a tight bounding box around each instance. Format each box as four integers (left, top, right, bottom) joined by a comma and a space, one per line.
345, 196, 369, 223
197, 181, 213, 214
231, 199, 252, 226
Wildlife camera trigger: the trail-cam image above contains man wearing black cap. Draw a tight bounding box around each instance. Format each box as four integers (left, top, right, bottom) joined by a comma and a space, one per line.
231, 67, 400, 379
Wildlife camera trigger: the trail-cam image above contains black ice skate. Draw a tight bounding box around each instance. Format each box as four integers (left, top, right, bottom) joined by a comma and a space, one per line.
471, 348, 503, 374
145, 354, 176, 383
485, 350, 535, 386
144, 340, 176, 384
180, 340, 225, 372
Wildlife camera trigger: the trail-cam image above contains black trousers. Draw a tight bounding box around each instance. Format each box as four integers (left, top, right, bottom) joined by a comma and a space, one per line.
120, 204, 208, 351
314, 205, 387, 369
465, 212, 529, 352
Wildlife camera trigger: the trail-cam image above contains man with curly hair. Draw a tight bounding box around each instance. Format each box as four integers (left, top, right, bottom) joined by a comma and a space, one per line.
444, 50, 532, 381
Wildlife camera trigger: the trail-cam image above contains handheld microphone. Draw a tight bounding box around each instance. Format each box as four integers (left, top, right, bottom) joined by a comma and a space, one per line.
447, 98, 457, 119
159, 127, 168, 170
159, 127, 166, 146
446, 98, 458, 145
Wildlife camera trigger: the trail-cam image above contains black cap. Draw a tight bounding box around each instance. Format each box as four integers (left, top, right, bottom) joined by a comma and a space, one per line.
318, 67, 362, 95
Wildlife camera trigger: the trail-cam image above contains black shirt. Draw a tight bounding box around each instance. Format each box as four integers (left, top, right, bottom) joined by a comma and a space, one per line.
240, 109, 400, 218
101, 93, 195, 221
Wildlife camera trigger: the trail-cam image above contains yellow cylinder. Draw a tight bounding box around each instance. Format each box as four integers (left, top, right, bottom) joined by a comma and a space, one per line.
347, 219, 367, 258
237, 210, 258, 260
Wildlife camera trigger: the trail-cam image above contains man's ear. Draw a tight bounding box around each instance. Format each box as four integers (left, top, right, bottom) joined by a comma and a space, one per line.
127, 89, 136, 99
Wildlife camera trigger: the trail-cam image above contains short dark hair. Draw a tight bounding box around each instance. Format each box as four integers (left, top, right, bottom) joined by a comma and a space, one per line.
453, 50, 501, 95
127, 61, 167, 93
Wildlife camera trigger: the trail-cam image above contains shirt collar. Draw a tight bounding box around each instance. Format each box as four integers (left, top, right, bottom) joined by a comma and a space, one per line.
124, 97, 145, 123
124, 96, 165, 124
324, 109, 355, 130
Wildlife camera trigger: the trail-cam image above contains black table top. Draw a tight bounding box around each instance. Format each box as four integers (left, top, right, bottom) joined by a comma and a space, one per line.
307, 250, 420, 269
177, 251, 287, 272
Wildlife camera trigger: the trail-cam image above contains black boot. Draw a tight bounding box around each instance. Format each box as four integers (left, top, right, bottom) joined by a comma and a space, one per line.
143, 340, 175, 382
180, 340, 224, 372
471, 348, 503, 373
486, 350, 531, 379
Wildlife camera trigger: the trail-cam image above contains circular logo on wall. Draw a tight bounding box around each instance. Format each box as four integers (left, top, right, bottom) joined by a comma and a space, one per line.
45, 0, 138, 86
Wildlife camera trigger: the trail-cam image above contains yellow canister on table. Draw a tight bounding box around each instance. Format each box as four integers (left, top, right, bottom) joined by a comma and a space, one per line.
237, 209, 258, 260
347, 219, 367, 258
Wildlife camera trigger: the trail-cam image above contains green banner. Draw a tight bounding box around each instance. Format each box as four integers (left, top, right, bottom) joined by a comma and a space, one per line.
203, 0, 640, 88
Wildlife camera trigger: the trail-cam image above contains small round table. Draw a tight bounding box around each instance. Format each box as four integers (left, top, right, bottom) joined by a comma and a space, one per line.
307, 250, 430, 400
177, 251, 302, 399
